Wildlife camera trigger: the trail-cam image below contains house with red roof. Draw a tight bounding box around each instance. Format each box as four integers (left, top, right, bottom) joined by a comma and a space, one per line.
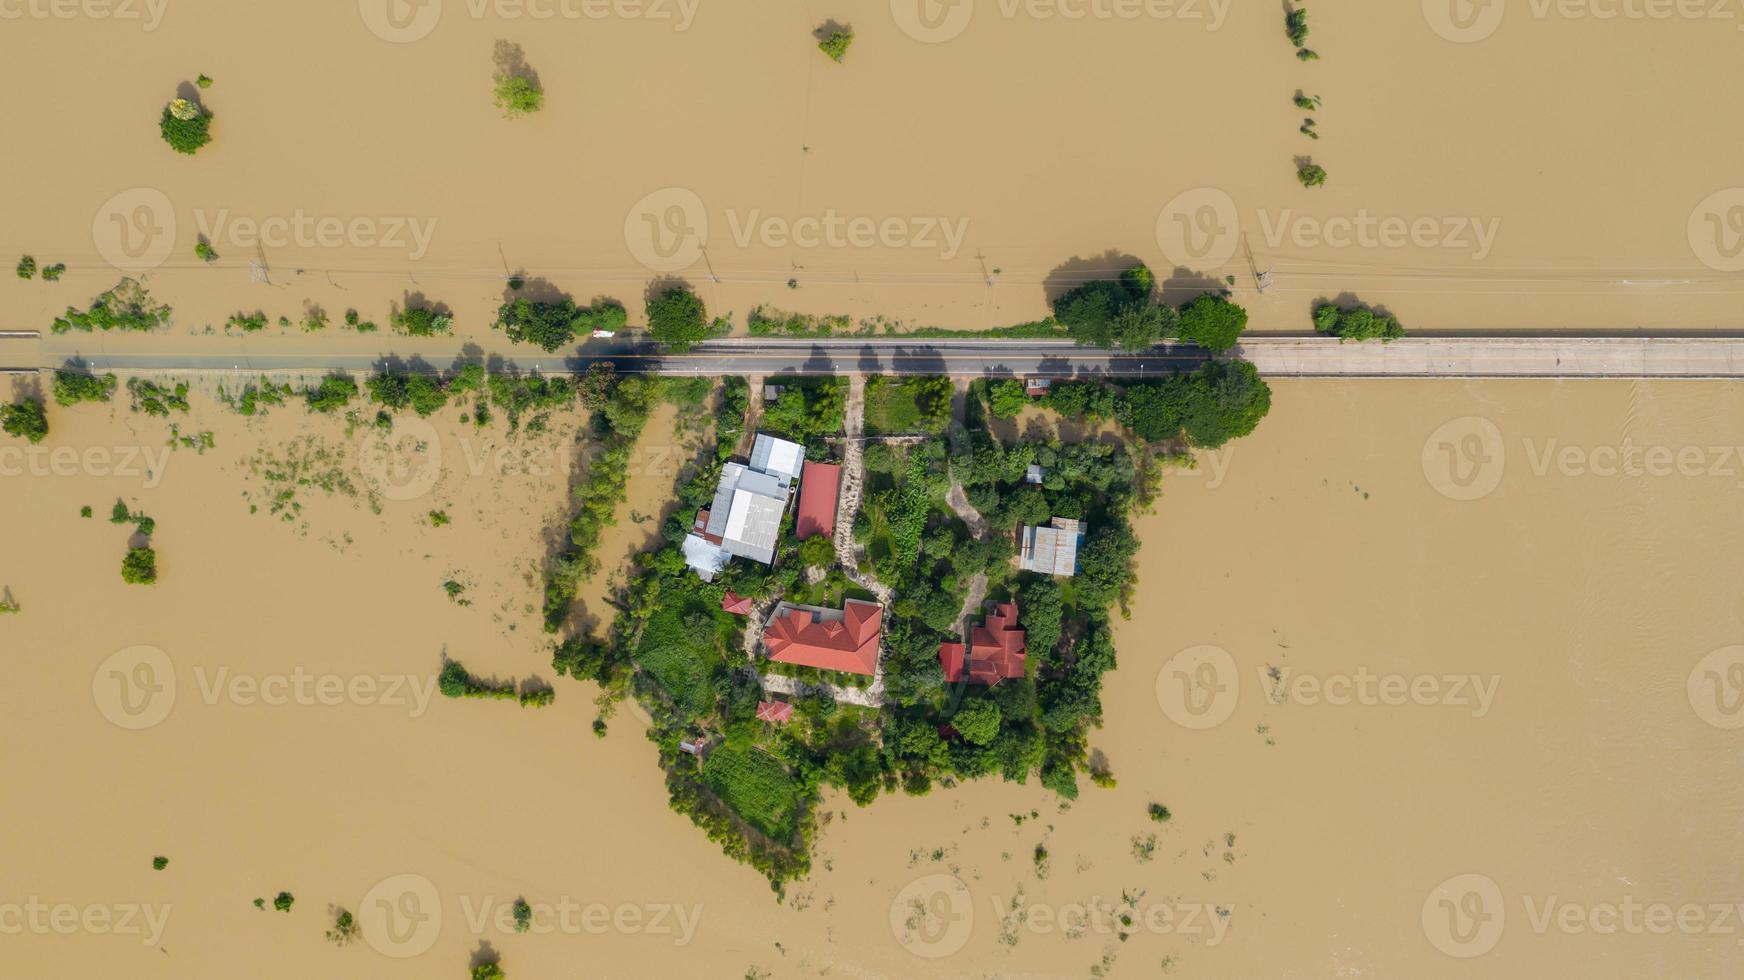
763, 598, 883, 676
755, 700, 794, 723
939, 601, 1027, 685
795, 460, 841, 540
721, 591, 754, 616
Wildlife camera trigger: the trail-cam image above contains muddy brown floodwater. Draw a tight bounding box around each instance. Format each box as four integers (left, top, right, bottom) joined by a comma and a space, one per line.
3, 377, 1740, 977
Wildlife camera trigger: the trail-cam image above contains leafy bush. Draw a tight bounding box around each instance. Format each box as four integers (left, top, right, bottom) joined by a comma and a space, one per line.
437, 660, 517, 701
0, 398, 48, 444
121, 547, 158, 585
53, 371, 118, 407
226, 311, 268, 332
1052, 263, 1175, 351
817, 29, 854, 62
272, 892, 294, 913
1313, 302, 1404, 342
494, 298, 584, 351
159, 99, 213, 154
390, 305, 453, 336
1115, 360, 1272, 448
52, 279, 171, 334
646, 286, 710, 351
1176, 293, 1249, 352
987, 379, 1028, 419
152, 856, 168, 870
494, 73, 543, 117
16, 255, 35, 279
41, 263, 65, 281
1297, 163, 1327, 187
306, 375, 358, 413
1285, 7, 1308, 47
194, 240, 217, 262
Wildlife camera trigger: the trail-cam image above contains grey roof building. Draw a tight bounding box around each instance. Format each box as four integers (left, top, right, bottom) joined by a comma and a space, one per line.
683, 434, 807, 579
1018, 517, 1084, 577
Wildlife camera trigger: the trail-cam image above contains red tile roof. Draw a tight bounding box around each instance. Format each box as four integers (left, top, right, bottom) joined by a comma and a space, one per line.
722, 591, 754, 616
796, 461, 841, 540
765, 599, 883, 676
939, 601, 1027, 685
755, 700, 794, 723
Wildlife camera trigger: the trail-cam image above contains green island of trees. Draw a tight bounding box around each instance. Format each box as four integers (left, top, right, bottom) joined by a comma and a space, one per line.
160, 97, 213, 154
1313, 301, 1404, 342
493, 296, 626, 352
51, 279, 172, 334
543, 337, 1271, 889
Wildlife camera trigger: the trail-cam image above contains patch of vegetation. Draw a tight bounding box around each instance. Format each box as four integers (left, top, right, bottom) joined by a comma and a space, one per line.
226, 310, 269, 333
127, 379, 191, 417
438, 660, 517, 701
817, 27, 854, 62
51, 278, 172, 334
1297, 162, 1328, 187
1113, 360, 1272, 449
272, 892, 294, 913
865, 376, 952, 435
759, 377, 845, 450
703, 741, 803, 841
1148, 802, 1171, 822
0, 397, 49, 444
16, 255, 35, 279
747, 307, 852, 337
53, 370, 118, 407
121, 547, 158, 585
494, 72, 544, 117
1285, 6, 1309, 47
305, 375, 358, 414
160, 97, 213, 154
41, 263, 65, 281
646, 285, 714, 351
344, 309, 378, 332
194, 240, 217, 262
325, 907, 357, 946
390, 304, 454, 336
1175, 293, 1249, 352
493, 296, 625, 352
196, 74, 213, 88
0, 596, 18, 615
429, 510, 450, 527
152, 856, 168, 870
1313, 301, 1404, 342
1053, 263, 1175, 352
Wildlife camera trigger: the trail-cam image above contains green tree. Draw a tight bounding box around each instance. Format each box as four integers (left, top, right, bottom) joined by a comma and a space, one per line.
306, 375, 357, 413
512, 899, 532, 934
987, 379, 1028, 419
493, 298, 582, 352
1019, 578, 1064, 660
0, 398, 49, 444
159, 98, 213, 154
1176, 293, 1249, 352
391, 305, 453, 336
495, 72, 543, 117
799, 534, 835, 569
1297, 163, 1328, 187
121, 547, 158, 585
646, 287, 709, 351
817, 28, 854, 61
1312, 303, 1404, 342
473, 962, 505, 980
53, 371, 119, 406
952, 698, 1002, 747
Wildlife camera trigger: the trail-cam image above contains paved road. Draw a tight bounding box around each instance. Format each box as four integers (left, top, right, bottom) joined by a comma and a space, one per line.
10, 332, 1744, 379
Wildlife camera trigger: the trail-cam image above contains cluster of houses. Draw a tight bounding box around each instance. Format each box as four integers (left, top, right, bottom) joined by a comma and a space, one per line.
684, 429, 1086, 723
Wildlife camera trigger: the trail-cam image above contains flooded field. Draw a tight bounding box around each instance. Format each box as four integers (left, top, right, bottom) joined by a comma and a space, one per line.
2, 376, 1739, 977
2, 2, 1741, 341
